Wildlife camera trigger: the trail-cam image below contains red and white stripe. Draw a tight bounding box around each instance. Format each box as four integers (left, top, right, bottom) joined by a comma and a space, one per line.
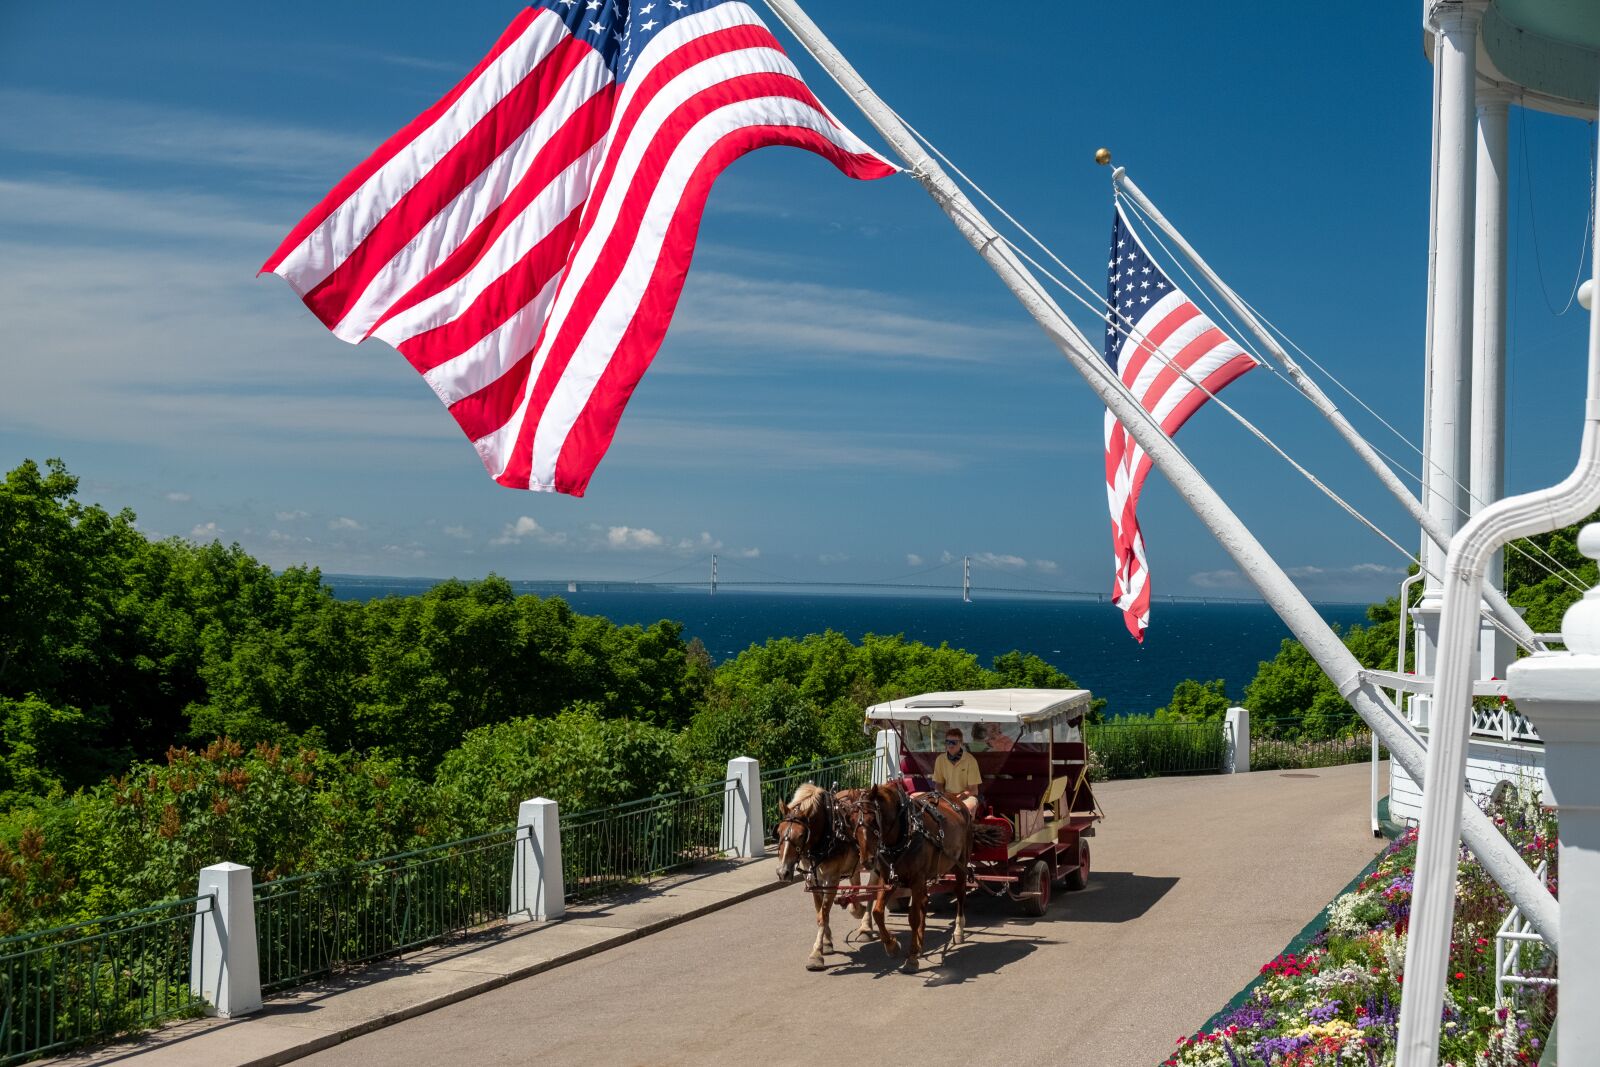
264, 3, 895, 496
1103, 261, 1254, 642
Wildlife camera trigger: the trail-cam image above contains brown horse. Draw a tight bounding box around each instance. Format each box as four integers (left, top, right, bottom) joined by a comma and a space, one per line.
856, 782, 996, 971
774, 783, 878, 971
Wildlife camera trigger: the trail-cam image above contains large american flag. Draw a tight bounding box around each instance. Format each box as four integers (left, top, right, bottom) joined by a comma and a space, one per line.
1102, 205, 1255, 641
264, 1, 895, 496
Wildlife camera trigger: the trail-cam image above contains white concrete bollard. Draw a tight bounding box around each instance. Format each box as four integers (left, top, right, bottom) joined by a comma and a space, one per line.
510, 798, 564, 922
723, 757, 762, 858
872, 729, 902, 786
1506, 523, 1600, 1062
190, 863, 262, 1018
1224, 706, 1251, 774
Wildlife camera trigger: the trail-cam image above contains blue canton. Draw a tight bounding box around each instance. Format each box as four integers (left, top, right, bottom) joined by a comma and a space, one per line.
533, 0, 732, 81
1102, 206, 1174, 370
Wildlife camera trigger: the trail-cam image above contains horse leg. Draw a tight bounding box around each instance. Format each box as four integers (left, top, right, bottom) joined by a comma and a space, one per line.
807, 889, 827, 971
903, 885, 926, 971
851, 869, 878, 939
872, 881, 899, 957
819, 885, 838, 955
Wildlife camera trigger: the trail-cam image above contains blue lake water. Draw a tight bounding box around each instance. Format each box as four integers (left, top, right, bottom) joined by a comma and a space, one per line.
323, 579, 1370, 718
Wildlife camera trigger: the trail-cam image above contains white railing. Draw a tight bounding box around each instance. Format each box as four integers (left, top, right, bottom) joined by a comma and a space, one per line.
1496, 860, 1557, 1009
1471, 701, 1542, 743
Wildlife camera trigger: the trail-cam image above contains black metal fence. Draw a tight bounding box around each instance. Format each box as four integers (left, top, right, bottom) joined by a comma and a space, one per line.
0, 895, 211, 1065
1085, 719, 1228, 779
559, 778, 737, 902
759, 749, 875, 842
254, 828, 517, 994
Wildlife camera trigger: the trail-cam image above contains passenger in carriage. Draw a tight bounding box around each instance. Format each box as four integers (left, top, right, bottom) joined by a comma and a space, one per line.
933, 727, 983, 819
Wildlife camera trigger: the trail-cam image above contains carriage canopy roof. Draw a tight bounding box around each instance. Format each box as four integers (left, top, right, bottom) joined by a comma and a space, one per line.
864, 688, 1092, 726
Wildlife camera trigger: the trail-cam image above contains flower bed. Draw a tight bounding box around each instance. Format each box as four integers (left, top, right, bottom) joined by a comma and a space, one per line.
1165, 791, 1557, 1066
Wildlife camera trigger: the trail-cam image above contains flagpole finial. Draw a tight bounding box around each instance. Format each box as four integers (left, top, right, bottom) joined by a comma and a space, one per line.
1094, 147, 1112, 166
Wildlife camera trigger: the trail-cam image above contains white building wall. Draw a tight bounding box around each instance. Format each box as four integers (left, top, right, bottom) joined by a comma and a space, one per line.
1388, 735, 1547, 825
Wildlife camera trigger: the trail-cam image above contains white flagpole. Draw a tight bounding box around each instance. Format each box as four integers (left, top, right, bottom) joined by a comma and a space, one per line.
757, 0, 1558, 946
1113, 169, 1538, 653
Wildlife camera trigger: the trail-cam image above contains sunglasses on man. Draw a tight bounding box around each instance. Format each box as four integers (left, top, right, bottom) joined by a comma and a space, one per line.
945, 739, 962, 746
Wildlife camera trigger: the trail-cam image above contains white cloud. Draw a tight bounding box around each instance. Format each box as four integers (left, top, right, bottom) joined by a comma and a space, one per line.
906, 553, 924, 567
275, 510, 310, 522
672, 270, 1033, 363
190, 521, 222, 540
940, 550, 956, 564
1033, 559, 1060, 574
607, 526, 664, 550
1189, 569, 1245, 589
329, 516, 363, 531
491, 516, 566, 546
382, 543, 426, 559
675, 531, 723, 552
442, 525, 471, 540
164, 491, 191, 503
974, 552, 1028, 570
736, 547, 761, 559
0, 90, 376, 181
819, 552, 849, 565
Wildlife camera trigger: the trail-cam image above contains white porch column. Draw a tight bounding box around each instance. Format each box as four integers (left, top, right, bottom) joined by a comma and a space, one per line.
1413, 0, 1484, 708
190, 863, 261, 1018
1223, 706, 1250, 774
872, 728, 902, 785
1470, 88, 1511, 586
1506, 525, 1600, 1062
723, 757, 763, 858
510, 797, 563, 922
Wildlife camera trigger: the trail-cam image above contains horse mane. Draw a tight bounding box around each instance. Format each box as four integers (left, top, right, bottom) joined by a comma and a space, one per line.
786, 781, 830, 816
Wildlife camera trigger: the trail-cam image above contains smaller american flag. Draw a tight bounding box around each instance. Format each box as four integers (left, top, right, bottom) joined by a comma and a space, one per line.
1102, 204, 1256, 641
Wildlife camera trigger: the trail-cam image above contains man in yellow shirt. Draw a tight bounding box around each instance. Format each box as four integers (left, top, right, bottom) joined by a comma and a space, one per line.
932, 727, 982, 818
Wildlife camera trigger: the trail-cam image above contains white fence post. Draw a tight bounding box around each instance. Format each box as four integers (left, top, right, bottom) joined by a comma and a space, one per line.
872, 728, 902, 785
724, 757, 762, 858
1224, 706, 1251, 774
190, 863, 261, 1018
510, 797, 564, 922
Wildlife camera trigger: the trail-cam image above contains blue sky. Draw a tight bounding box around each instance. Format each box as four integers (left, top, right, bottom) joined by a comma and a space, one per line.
1, 3, 1593, 604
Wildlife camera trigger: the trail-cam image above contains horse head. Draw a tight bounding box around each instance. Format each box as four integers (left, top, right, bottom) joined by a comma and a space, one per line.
774, 783, 829, 883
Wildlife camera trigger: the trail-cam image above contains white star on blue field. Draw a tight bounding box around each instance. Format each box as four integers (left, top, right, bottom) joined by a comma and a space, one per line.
0, 2, 1591, 600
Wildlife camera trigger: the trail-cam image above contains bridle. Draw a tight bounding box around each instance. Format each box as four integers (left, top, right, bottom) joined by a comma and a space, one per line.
776, 789, 858, 887
856, 783, 958, 882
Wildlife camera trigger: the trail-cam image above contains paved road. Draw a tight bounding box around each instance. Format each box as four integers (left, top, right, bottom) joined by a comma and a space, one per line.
302, 763, 1386, 1067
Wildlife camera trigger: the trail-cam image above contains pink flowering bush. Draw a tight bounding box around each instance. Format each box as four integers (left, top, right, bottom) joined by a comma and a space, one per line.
1164, 792, 1556, 1066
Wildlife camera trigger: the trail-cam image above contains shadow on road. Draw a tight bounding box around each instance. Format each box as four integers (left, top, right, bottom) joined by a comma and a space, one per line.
1058, 871, 1178, 923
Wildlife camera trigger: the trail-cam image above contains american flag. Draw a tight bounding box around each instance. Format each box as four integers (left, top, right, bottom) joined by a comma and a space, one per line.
263, 1, 895, 496
1102, 205, 1255, 641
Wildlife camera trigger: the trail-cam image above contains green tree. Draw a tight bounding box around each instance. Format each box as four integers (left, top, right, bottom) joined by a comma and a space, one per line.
1155, 678, 1231, 722
434, 706, 687, 834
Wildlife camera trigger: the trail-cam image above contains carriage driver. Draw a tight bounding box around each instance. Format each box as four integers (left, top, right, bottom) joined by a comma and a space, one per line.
933, 727, 983, 819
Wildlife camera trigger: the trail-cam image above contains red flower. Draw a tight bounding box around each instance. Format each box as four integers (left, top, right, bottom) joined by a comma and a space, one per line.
1454, 971, 1466, 980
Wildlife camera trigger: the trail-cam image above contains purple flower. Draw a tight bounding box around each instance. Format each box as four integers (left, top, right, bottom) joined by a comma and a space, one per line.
1308, 999, 1342, 1023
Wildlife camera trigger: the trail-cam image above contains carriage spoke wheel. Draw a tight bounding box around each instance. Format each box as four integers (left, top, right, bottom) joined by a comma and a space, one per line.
1019, 858, 1050, 917
1063, 840, 1090, 891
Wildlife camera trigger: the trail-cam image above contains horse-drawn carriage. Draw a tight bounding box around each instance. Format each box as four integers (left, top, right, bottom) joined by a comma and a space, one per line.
866, 688, 1102, 916
774, 688, 1103, 971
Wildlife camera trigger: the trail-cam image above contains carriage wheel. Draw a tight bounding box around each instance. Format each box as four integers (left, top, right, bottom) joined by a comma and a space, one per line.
1019, 859, 1051, 917
1063, 840, 1090, 892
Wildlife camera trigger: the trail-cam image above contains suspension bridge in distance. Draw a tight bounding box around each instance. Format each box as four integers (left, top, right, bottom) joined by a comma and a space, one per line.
495, 552, 1279, 606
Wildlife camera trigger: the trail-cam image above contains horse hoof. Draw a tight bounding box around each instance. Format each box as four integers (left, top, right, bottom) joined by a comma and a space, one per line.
901, 957, 920, 973
806, 956, 826, 972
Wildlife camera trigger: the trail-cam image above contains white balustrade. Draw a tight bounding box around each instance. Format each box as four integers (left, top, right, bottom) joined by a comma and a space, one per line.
190, 863, 262, 1018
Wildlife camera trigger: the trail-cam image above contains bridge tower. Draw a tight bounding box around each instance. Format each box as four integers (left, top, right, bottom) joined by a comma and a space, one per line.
962, 555, 971, 603
710, 554, 717, 596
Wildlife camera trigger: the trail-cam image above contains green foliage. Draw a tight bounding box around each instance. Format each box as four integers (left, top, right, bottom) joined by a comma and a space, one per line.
1505, 505, 1599, 633
434, 707, 687, 835
64, 739, 439, 918
1154, 678, 1231, 722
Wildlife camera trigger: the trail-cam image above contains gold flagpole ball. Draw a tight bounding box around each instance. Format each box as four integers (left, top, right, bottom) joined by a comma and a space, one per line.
1094, 148, 1112, 166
